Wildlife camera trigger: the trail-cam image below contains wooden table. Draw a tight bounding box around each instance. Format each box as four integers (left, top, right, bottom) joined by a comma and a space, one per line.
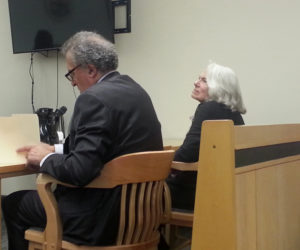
0, 164, 36, 249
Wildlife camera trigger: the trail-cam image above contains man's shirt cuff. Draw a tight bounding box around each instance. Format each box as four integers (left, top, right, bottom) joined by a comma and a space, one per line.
40, 144, 63, 167
54, 144, 64, 154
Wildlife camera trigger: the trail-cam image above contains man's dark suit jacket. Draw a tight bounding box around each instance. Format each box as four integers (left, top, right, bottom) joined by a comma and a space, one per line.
40, 72, 163, 245
166, 101, 244, 210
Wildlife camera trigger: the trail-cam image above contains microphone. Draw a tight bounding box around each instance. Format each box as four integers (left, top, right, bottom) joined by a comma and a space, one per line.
50, 106, 67, 144
54, 106, 67, 119
36, 106, 67, 144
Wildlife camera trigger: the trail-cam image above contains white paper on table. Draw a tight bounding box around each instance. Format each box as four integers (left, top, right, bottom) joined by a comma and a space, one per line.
0, 114, 40, 167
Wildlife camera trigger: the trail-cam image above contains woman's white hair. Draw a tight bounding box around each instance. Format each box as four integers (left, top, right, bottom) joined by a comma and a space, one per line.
206, 63, 246, 114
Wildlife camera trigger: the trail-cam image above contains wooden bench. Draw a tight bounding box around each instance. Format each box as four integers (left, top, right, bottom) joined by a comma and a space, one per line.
191, 120, 300, 250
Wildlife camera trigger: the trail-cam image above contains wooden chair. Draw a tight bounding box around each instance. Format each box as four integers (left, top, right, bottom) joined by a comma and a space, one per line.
25, 150, 175, 250
164, 161, 197, 250
168, 161, 197, 226
191, 120, 300, 250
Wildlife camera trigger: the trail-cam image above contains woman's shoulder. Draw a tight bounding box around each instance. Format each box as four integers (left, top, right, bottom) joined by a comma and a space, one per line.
196, 101, 234, 118
198, 100, 225, 110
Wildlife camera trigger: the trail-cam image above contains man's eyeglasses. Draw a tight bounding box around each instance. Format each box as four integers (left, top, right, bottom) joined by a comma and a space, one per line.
65, 64, 81, 81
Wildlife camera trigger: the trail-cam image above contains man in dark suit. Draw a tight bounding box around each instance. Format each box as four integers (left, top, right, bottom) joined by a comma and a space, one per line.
2, 31, 163, 250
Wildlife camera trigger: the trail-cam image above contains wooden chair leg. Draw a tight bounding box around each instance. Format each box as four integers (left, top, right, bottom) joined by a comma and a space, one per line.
28, 242, 43, 250
169, 225, 192, 250
160, 224, 171, 245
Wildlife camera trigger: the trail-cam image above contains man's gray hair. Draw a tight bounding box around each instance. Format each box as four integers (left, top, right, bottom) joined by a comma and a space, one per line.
206, 63, 246, 114
61, 31, 118, 73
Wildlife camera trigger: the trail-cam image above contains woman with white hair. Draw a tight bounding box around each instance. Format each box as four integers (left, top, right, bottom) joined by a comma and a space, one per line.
166, 62, 246, 210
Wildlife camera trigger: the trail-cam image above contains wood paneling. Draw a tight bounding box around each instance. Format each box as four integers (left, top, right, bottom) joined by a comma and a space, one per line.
191, 120, 300, 250
277, 161, 300, 249
256, 165, 279, 250
235, 172, 256, 250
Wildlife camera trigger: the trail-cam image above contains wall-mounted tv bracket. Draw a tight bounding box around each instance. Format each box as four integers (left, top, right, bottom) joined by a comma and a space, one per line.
112, 0, 131, 33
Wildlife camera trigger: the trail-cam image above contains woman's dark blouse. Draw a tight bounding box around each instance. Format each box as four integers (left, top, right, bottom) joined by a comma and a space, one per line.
166, 101, 244, 210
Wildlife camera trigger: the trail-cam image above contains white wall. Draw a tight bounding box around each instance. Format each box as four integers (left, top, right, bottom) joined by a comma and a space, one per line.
116, 0, 300, 137
0, 0, 76, 194
1, 0, 300, 193
1, 0, 34, 194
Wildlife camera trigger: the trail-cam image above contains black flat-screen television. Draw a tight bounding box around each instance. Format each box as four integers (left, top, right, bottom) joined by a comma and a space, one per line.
8, 0, 114, 54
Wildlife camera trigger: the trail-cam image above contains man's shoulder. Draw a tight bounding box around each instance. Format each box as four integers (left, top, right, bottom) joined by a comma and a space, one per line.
93, 73, 140, 92
81, 73, 149, 106
102, 72, 136, 85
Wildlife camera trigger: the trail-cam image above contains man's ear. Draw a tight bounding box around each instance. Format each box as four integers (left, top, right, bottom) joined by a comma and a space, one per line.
87, 64, 98, 78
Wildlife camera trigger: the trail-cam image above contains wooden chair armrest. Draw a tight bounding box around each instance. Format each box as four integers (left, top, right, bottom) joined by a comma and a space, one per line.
37, 173, 76, 187
36, 173, 63, 249
35, 173, 101, 248
171, 161, 198, 171
161, 161, 197, 224
170, 211, 194, 227
38, 150, 174, 189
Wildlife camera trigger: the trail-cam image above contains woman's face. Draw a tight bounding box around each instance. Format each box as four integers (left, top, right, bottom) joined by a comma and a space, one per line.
191, 72, 209, 102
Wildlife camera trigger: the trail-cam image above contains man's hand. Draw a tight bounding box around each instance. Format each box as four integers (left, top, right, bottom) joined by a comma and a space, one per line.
17, 143, 55, 167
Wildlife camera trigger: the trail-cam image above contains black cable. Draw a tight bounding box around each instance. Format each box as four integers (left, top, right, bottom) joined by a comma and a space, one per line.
29, 52, 35, 113
56, 49, 59, 109
72, 86, 77, 99
60, 116, 65, 138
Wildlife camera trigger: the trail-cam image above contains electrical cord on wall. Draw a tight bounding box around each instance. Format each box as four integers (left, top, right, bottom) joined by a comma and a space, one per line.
55, 49, 67, 137
56, 49, 59, 109
29, 50, 68, 138
29, 52, 36, 113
